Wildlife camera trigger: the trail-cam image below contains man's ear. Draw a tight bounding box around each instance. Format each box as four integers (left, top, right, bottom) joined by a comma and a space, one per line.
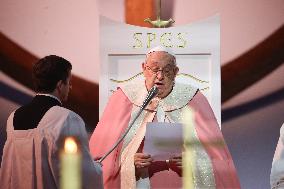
174, 66, 179, 75
142, 62, 146, 71
142, 63, 148, 77
56, 80, 63, 92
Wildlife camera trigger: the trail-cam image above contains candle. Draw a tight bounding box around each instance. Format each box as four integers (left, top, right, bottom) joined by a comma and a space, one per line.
182, 108, 195, 189
60, 137, 82, 189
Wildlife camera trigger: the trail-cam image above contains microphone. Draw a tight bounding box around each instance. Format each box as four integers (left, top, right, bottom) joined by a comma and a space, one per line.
140, 85, 159, 110
98, 85, 159, 163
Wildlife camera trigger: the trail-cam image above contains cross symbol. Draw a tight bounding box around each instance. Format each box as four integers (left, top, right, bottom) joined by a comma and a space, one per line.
144, 0, 175, 28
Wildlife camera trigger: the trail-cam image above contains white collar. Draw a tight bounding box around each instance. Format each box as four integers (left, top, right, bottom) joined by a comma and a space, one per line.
118, 79, 198, 111
36, 93, 62, 105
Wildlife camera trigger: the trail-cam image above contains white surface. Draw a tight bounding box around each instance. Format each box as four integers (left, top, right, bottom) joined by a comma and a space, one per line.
99, 16, 221, 125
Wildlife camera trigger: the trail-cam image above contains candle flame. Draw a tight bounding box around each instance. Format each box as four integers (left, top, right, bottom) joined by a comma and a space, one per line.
64, 137, 78, 154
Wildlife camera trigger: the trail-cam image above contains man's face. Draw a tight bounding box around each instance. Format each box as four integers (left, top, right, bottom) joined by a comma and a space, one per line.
142, 51, 179, 98
59, 71, 72, 102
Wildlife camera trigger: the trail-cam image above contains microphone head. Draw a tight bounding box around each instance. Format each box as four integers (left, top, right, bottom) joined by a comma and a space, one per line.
141, 85, 159, 110
150, 85, 159, 96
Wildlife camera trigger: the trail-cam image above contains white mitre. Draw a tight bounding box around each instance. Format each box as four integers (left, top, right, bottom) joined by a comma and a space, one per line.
146, 46, 175, 57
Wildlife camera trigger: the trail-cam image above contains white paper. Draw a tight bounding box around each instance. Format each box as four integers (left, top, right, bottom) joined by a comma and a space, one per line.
144, 122, 183, 161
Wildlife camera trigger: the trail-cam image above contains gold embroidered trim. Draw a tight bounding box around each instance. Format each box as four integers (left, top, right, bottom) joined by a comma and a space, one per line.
110, 72, 208, 84
167, 106, 216, 188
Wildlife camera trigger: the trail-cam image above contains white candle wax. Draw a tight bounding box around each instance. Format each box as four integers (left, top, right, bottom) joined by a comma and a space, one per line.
60, 137, 82, 189
182, 108, 195, 189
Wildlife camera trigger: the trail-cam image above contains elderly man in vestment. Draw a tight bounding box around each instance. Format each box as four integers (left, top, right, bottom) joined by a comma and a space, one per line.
0, 55, 103, 189
89, 46, 240, 189
271, 123, 284, 189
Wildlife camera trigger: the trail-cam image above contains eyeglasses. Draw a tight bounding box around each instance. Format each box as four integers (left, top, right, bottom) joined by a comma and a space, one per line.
145, 65, 176, 77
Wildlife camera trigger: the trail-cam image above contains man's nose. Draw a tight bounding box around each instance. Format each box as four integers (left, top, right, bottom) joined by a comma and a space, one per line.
155, 70, 164, 80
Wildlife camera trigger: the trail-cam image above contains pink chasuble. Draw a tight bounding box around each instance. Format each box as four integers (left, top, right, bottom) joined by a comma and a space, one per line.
189, 92, 241, 189
89, 81, 240, 189
89, 89, 133, 189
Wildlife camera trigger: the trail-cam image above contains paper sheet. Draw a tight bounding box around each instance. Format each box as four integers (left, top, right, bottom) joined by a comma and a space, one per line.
144, 122, 183, 161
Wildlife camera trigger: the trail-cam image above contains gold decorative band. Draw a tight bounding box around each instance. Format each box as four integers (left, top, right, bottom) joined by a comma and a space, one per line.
109, 72, 209, 84
177, 73, 209, 83
109, 72, 143, 83
200, 87, 209, 91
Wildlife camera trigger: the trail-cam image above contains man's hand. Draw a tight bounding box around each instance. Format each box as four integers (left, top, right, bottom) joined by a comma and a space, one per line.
134, 153, 153, 169
169, 155, 182, 168
168, 155, 182, 176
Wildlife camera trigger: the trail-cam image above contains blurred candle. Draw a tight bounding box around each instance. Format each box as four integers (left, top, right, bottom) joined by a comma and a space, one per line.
60, 137, 82, 189
182, 108, 195, 189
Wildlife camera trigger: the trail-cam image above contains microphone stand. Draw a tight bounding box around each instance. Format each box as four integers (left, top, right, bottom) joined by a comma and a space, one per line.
98, 86, 158, 163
